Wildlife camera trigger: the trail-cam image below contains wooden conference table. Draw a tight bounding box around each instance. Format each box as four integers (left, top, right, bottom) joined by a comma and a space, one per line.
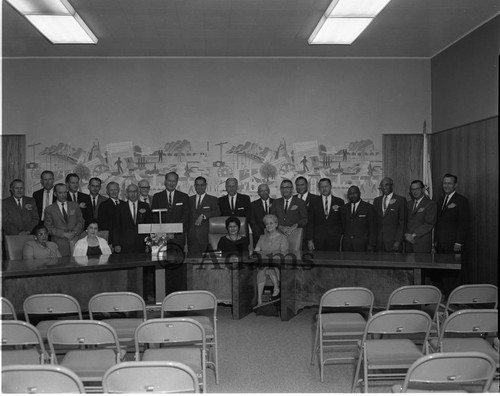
2, 251, 461, 321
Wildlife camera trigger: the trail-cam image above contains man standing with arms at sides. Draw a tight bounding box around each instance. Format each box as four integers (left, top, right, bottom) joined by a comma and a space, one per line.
271, 179, 308, 242
33, 170, 56, 223
113, 184, 152, 254
294, 176, 318, 208
88, 177, 107, 220
404, 180, 437, 253
2, 179, 39, 235
373, 177, 407, 252
219, 177, 252, 218
98, 181, 123, 248
340, 185, 376, 252
138, 179, 153, 207
250, 183, 274, 248
307, 178, 344, 251
66, 173, 93, 228
44, 183, 84, 256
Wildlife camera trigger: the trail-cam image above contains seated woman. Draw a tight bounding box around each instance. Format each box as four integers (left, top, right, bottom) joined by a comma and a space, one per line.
254, 214, 289, 306
73, 219, 112, 257
217, 216, 250, 256
23, 224, 62, 259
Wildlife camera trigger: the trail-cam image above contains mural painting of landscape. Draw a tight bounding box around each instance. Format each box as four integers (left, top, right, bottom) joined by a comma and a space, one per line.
25, 136, 382, 203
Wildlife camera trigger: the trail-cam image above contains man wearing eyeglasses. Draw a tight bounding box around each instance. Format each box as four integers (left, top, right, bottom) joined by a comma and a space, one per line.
138, 179, 153, 207
270, 179, 307, 238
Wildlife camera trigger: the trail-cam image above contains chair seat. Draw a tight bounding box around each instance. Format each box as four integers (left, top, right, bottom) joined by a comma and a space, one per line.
60, 348, 125, 380
142, 347, 202, 374
366, 339, 423, 366
322, 313, 367, 334
102, 318, 143, 339
440, 338, 499, 364
2, 350, 42, 366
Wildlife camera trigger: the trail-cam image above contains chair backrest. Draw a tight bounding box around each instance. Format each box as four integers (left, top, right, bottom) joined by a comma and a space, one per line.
2, 364, 85, 393
1, 297, 17, 320
286, 227, 303, 251
208, 216, 247, 250
23, 293, 83, 323
400, 352, 497, 393
387, 285, 442, 320
88, 291, 147, 320
103, 361, 199, 393
446, 284, 498, 311
1, 320, 47, 364
4, 235, 34, 260
135, 318, 206, 347
161, 290, 217, 317
319, 287, 374, 313
439, 309, 498, 339
47, 320, 121, 364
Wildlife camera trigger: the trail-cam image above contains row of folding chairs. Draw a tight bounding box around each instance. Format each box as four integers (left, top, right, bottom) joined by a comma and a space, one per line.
2, 361, 200, 393
310, 284, 498, 392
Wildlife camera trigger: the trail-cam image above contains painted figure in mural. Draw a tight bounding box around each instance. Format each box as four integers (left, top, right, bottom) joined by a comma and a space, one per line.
2, 179, 39, 235
89, 138, 100, 161
114, 156, 124, 173
112, 184, 152, 254
270, 179, 307, 246
342, 148, 348, 161
218, 178, 252, 224
88, 177, 107, 219
158, 148, 164, 162
66, 173, 93, 228
306, 178, 344, 251
138, 179, 153, 207
97, 181, 124, 248
340, 185, 376, 252
104, 151, 109, 165
300, 156, 309, 172
187, 176, 221, 255
44, 183, 84, 257
404, 180, 437, 253
33, 170, 56, 223
250, 183, 274, 248
373, 177, 407, 252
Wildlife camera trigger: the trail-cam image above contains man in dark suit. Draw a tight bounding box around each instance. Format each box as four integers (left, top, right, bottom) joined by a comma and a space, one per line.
435, 174, 470, 254
250, 183, 274, 248
2, 179, 39, 235
33, 170, 56, 223
66, 173, 93, 228
404, 180, 437, 253
340, 186, 376, 252
97, 181, 123, 247
112, 183, 152, 254
306, 178, 344, 251
187, 176, 221, 255
44, 183, 84, 256
295, 176, 319, 248
373, 177, 407, 252
138, 179, 153, 207
270, 179, 307, 237
218, 177, 252, 218
88, 177, 107, 220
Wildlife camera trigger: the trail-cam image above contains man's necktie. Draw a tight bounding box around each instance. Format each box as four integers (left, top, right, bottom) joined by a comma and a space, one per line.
352, 203, 356, 216
383, 195, 388, 214
72, 193, 77, 202
324, 197, 329, 217
43, 190, 50, 220
284, 200, 289, 214
114, 200, 118, 205
197, 196, 201, 209
264, 200, 268, 214
17, 199, 22, 209
298, 194, 302, 200
441, 195, 449, 213
231, 196, 235, 212
168, 192, 172, 207
62, 202, 68, 222
93, 197, 97, 214
413, 200, 418, 214
132, 202, 136, 223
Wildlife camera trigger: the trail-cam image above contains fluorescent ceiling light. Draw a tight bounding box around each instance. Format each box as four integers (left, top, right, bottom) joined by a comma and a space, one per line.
4, 0, 71, 14
326, 0, 391, 18
308, 16, 373, 45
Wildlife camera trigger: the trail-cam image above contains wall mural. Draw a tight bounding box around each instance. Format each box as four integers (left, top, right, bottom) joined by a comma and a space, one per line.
25, 135, 382, 203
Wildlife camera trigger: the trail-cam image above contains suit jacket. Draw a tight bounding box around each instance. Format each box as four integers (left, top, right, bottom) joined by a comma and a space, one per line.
97, 198, 124, 244
33, 188, 56, 220
89, 194, 108, 219
270, 196, 308, 228
44, 201, 85, 256
112, 200, 152, 253
67, 191, 93, 227
219, 193, 252, 218
187, 194, 221, 254
373, 193, 407, 252
2, 196, 39, 235
151, 189, 190, 245
306, 194, 344, 250
139, 195, 153, 208
295, 192, 319, 209
340, 200, 376, 252
406, 196, 437, 253
435, 192, 469, 253
250, 198, 274, 247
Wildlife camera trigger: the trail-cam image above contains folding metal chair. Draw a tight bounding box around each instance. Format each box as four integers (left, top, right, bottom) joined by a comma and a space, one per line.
162, 290, 218, 384
437, 284, 498, 334
23, 293, 83, 340
2, 364, 85, 393
392, 352, 497, 393
1, 297, 17, 320
47, 320, 126, 386
311, 287, 374, 382
1, 320, 47, 366
135, 318, 207, 392
352, 310, 432, 393
429, 309, 498, 367
89, 291, 147, 347
103, 361, 200, 393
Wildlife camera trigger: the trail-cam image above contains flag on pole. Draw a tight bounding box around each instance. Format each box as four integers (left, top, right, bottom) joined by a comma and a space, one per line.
422, 120, 433, 199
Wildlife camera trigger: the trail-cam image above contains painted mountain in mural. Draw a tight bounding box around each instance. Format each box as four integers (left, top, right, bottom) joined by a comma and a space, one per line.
39, 143, 86, 163
226, 141, 273, 163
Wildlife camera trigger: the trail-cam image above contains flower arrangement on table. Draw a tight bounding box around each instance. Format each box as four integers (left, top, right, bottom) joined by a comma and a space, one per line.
144, 233, 167, 255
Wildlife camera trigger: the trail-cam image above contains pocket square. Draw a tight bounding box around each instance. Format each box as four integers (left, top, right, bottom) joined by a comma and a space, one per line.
176, 202, 183, 206
359, 214, 366, 217
203, 206, 210, 209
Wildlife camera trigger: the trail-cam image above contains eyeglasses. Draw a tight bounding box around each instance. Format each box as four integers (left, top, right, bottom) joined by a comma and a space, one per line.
139, 186, 150, 189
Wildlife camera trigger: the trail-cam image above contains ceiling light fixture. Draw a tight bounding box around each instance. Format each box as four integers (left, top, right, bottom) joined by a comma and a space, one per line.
5, 0, 98, 44
309, 0, 391, 45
